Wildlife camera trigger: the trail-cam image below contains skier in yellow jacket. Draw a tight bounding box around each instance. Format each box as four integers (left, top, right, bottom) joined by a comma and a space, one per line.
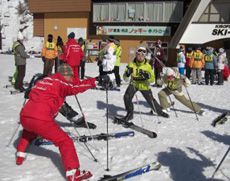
41, 34, 58, 76
121, 46, 169, 122
114, 38, 122, 87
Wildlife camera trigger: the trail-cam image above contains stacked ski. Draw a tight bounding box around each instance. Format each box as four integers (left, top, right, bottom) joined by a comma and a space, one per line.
113, 117, 157, 138
99, 161, 161, 181
92, 87, 120, 92
34, 131, 135, 146
211, 112, 229, 127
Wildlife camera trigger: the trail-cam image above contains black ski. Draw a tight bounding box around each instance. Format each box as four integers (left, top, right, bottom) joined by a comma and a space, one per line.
211, 112, 229, 127
92, 87, 120, 92
4, 81, 29, 88
113, 117, 157, 138
34, 131, 135, 146
10, 90, 25, 95
99, 161, 161, 181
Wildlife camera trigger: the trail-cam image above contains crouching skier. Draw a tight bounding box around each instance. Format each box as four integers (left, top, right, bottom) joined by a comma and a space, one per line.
24, 75, 96, 129
158, 67, 205, 115
16, 64, 96, 181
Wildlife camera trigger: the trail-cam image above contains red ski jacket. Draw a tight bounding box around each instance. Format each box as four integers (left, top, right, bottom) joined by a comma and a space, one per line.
20, 73, 96, 121
63, 39, 84, 66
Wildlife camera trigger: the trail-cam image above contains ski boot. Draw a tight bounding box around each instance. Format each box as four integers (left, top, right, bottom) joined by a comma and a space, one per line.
16, 151, 26, 165
66, 169, 92, 181
70, 116, 96, 129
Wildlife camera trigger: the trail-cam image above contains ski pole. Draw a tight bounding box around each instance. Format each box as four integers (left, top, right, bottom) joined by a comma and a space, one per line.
71, 124, 98, 162
211, 146, 230, 178
74, 95, 94, 139
184, 86, 199, 121
105, 85, 109, 171
145, 46, 166, 68
6, 122, 20, 147
63, 98, 98, 162
6, 99, 27, 147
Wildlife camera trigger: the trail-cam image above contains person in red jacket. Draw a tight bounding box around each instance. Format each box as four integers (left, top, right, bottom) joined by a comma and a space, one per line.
16, 64, 95, 181
63, 32, 84, 79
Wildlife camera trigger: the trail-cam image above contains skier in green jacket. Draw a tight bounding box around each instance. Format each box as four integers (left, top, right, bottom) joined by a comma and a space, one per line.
121, 46, 169, 122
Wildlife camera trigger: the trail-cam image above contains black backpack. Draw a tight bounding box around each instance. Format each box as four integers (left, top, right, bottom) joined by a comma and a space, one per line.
24, 73, 46, 99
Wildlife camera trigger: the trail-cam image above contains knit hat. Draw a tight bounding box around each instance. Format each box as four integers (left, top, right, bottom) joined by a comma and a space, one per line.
68, 32, 75, 39
165, 68, 176, 77
17, 32, 24, 41
58, 64, 74, 77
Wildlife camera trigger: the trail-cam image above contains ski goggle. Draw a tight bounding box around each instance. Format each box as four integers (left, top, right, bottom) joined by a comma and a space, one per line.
167, 75, 175, 80
137, 49, 146, 55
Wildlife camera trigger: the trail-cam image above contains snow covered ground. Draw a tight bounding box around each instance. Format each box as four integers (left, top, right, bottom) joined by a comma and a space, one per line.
0, 54, 229, 181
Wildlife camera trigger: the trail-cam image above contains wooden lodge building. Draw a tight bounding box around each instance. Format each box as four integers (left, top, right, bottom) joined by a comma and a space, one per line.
28, 0, 230, 65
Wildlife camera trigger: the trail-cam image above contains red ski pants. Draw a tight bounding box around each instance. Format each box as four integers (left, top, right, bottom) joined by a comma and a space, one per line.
17, 116, 80, 171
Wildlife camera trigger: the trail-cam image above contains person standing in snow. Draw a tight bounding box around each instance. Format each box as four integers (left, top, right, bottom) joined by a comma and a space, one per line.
185, 47, 193, 79
78, 37, 86, 80
12, 31, 30, 92
41, 34, 58, 76
63, 32, 84, 80
204, 47, 217, 85
55, 35, 65, 72
190, 47, 205, 85
217, 48, 227, 85
176, 46, 186, 75
16, 64, 95, 181
121, 46, 169, 122
114, 38, 122, 87
158, 67, 205, 115
100, 36, 117, 88
151, 39, 165, 87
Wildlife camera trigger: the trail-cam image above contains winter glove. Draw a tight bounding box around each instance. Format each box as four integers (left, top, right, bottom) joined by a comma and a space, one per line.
139, 69, 150, 80
125, 66, 133, 77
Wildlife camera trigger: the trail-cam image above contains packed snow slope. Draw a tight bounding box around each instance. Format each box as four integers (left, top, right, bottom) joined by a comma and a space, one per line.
0, 54, 229, 181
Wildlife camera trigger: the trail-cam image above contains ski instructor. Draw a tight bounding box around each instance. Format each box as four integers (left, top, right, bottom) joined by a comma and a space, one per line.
16, 64, 95, 181
121, 46, 169, 122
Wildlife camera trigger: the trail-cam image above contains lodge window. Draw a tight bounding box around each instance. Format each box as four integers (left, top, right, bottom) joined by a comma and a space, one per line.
199, 0, 230, 22
93, 1, 183, 23
110, 3, 126, 22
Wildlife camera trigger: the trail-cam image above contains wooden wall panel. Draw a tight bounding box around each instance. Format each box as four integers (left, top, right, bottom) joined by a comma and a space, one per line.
33, 14, 44, 37
28, 0, 91, 13
43, 13, 89, 43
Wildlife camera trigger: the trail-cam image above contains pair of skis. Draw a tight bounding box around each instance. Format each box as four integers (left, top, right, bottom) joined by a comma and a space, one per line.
34, 131, 135, 146
99, 161, 161, 181
113, 116, 157, 138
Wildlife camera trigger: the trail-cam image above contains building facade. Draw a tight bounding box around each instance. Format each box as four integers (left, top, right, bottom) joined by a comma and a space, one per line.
28, 0, 230, 64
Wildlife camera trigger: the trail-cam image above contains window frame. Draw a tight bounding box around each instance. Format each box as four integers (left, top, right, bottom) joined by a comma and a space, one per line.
92, 1, 184, 23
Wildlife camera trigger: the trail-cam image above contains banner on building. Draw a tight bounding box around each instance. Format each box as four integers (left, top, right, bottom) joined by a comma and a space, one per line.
96, 26, 171, 36
180, 24, 230, 44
